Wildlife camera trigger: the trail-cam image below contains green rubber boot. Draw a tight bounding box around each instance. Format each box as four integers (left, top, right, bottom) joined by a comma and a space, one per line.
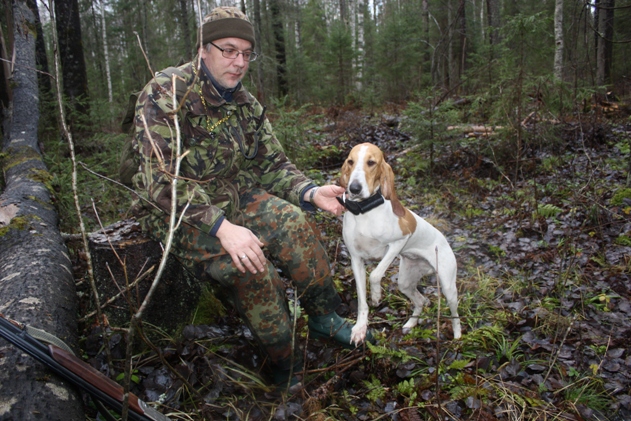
308, 312, 375, 349
271, 360, 303, 394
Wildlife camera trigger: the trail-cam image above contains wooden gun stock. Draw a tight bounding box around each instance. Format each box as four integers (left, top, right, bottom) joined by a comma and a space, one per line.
0, 314, 170, 421
49, 344, 144, 414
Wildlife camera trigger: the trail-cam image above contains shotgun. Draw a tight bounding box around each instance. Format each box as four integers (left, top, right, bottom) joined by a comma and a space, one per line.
0, 313, 170, 421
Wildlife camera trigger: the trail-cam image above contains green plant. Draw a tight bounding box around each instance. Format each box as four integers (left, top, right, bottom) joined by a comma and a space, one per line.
41, 132, 132, 232
396, 378, 418, 405
492, 335, 523, 362
534, 203, 562, 219
403, 328, 435, 342
269, 99, 329, 170
610, 188, 631, 206
540, 155, 560, 172
363, 375, 387, 403
587, 292, 617, 312
461, 325, 505, 355
402, 91, 462, 172
116, 369, 140, 384
563, 376, 610, 411
464, 205, 484, 218
615, 234, 631, 246
488, 244, 506, 258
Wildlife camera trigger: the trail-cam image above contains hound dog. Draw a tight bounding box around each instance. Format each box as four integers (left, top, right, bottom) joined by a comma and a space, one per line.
338, 142, 462, 345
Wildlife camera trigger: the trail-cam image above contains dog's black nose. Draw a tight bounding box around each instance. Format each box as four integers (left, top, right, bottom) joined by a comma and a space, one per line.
349, 181, 362, 195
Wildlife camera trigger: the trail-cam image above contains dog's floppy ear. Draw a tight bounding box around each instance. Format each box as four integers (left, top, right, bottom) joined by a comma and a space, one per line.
380, 161, 406, 217
339, 159, 350, 188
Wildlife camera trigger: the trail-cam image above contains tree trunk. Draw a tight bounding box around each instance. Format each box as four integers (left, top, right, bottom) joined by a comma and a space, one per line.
0, 2, 84, 420
596, 0, 614, 87
593, 0, 599, 67
252, 0, 265, 102
447, 0, 453, 90
54, 0, 90, 130
100, 0, 113, 103
458, 0, 467, 84
179, 0, 192, 61
554, 0, 564, 81
486, 0, 500, 48
26, 0, 52, 96
355, 0, 364, 91
270, 0, 288, 96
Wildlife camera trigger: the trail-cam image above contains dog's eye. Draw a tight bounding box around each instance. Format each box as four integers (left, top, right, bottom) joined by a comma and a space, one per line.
347, 159, 354, 166
367, 160, 376, 167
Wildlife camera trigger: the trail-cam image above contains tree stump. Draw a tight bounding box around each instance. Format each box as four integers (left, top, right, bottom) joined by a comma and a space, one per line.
87, 219, 202, 335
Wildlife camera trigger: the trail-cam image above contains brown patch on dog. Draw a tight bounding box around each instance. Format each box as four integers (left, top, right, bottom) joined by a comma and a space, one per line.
398, 208, 417, 236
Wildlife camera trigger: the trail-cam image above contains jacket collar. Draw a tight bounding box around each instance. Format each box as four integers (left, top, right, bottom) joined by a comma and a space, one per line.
336, 188, 385, 215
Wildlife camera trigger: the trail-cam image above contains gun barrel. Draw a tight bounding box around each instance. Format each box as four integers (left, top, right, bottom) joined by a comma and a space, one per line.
0, 315, 169, 421
49, 345, 144, 413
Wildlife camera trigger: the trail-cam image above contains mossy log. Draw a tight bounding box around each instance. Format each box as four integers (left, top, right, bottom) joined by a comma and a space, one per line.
0, 2, 84, 419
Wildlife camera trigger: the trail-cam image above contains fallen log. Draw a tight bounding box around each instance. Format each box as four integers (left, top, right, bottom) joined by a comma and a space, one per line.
0, 2, 84, 419
446, 124, 504, 137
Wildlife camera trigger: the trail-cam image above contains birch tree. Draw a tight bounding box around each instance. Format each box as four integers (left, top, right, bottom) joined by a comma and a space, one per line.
553, 0, 564, 81
100, 0, 113, 103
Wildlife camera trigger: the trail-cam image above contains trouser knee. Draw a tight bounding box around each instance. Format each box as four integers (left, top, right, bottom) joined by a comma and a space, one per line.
205, 255, 295, 365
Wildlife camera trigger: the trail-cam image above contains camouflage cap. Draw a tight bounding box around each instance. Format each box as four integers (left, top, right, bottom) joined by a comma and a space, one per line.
199, 6, 255, 49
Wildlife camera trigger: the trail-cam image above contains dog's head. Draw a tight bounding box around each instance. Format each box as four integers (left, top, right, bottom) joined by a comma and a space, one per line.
339, 142, 405, 217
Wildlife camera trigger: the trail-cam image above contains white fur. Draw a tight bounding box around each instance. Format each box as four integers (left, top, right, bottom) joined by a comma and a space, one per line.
340, 143, 462, 345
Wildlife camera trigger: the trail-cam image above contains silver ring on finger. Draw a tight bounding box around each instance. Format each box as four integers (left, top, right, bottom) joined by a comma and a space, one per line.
240, 254, 247, 260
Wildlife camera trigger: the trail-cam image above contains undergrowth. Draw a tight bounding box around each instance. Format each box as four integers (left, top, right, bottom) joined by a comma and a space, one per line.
38, 100, 631, 420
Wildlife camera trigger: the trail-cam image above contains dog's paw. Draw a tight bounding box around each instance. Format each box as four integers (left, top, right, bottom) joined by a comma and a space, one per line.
350, 324, 367, 345
402, 317, 419, 334
452, 319, 462, 339
370, 290, 382, 307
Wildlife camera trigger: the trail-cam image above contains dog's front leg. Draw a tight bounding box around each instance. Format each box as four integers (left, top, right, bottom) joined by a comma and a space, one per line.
350, 256, 369, 345
369, 239, 407, 306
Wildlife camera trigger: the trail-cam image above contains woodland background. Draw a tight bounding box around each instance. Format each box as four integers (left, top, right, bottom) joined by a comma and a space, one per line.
1, 0, 631, 420
2, 0, 631, 128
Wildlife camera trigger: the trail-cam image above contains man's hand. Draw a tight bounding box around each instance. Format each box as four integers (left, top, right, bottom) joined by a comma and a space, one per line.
310, 185, 346, 216
215, 220, 266, 274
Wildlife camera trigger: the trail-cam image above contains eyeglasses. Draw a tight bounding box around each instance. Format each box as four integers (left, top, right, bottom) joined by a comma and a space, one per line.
209, 41, 258, 62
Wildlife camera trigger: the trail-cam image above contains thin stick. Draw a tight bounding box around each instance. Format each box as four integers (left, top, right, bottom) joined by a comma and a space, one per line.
434, 245, 442, 417
543, 314, 576, 385
45, 0, 108, 366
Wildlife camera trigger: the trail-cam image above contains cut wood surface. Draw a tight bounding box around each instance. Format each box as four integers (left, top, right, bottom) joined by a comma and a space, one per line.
87, 219, 202, 333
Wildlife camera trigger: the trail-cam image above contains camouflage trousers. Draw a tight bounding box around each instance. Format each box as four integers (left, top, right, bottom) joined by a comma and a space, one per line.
146, 188, 341, 369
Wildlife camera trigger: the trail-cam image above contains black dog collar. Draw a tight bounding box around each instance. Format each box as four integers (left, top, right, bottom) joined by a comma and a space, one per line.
336, 188, 385, 215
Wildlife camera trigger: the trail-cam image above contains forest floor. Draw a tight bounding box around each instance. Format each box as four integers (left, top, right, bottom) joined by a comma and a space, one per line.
73, 106, 631, 421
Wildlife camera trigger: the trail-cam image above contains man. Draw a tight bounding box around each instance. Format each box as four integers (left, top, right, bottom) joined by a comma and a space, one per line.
130, 6, 372, 391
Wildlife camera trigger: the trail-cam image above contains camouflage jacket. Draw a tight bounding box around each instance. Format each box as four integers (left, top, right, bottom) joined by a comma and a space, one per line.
131, 59, 314, 236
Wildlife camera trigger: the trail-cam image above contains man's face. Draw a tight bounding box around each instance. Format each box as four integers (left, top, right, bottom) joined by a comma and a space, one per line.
201, 37, 251, 89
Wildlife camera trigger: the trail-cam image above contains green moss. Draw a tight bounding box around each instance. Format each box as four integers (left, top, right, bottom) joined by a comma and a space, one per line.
25, 195, 54, 211
615, 235, 631, 247
0, 215, 30, 237
610, 188, 631, 207
190, 286, 227, 325
1, 146, 42, 172
30, 169, 54, 193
